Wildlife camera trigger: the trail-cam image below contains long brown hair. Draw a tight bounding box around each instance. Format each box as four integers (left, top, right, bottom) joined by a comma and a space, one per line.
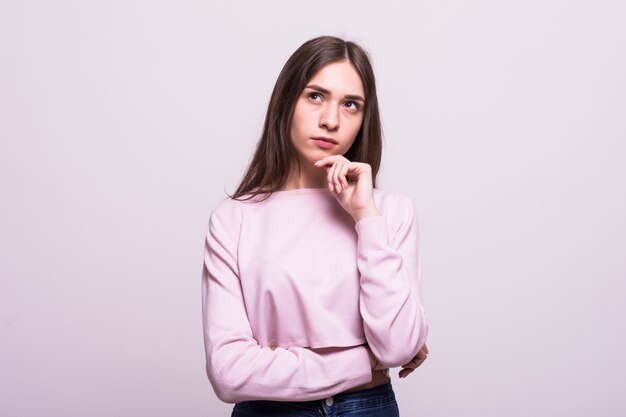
226, 35, 383, 202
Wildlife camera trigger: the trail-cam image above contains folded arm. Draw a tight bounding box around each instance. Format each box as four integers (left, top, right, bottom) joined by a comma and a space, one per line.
354, 194, 429, 368
202, 204, 373, 403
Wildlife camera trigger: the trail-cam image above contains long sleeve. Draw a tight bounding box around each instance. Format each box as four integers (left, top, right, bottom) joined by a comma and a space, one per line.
354, 194, 429, 368
201, 202, 373, 404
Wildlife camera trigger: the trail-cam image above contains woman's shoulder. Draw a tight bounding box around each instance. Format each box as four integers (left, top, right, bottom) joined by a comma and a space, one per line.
209, 188, 271, 224
372, 188, 419, 231
212, 187, 267, 210
373, 187, 416, 209
209, 195, 247, 225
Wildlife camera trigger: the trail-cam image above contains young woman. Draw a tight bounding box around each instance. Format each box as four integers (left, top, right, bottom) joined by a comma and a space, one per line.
201, 35, 429, 417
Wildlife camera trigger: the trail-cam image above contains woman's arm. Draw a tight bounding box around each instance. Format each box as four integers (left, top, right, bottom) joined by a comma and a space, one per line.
202, 204, 373, 403
312, 155, 429, 369
354, 193, 429, 368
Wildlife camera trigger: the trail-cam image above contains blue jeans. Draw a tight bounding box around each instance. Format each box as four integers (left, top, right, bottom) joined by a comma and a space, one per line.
230, 382, 400, 416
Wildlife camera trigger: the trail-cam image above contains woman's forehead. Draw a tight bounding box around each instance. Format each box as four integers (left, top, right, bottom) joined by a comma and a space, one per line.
307, 61, 364, 97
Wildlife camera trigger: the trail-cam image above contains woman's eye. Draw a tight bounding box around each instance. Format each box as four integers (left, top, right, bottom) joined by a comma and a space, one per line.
345, 101, 360, 111
309, 92, 322, 101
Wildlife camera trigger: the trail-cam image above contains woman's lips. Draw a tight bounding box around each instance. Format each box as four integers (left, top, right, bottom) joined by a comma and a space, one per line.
313, 139, 335, 149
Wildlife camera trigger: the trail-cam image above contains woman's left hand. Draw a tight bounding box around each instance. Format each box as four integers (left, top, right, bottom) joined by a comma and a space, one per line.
398, 343, 429, 378
313, 155, 380, 222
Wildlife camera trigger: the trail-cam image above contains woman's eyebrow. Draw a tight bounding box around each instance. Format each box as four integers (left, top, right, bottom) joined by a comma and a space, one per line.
305, 84, 365, 102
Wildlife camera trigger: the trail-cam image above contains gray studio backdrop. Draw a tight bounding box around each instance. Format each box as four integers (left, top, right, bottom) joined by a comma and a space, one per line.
1, 1, 624, 416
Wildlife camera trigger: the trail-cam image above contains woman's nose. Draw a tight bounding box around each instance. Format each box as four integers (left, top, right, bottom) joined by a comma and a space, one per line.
319, 103, 339, 131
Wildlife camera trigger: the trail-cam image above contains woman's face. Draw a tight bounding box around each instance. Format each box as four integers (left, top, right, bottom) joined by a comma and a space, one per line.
289, 60, 365, 164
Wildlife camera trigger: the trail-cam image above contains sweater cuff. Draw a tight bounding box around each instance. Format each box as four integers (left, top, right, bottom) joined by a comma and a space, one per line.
354, 215, 390, 246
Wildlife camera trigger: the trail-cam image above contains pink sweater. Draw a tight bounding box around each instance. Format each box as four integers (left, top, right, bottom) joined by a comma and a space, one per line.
201, 187, 428, 403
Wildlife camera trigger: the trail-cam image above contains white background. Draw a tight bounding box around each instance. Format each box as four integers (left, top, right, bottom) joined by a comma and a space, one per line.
1, 1, 625, 416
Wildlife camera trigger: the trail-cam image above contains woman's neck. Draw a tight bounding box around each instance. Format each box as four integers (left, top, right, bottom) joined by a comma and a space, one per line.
281, 161, 328, 190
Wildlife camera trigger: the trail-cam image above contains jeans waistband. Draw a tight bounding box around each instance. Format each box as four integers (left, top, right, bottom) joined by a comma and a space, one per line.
329, 381, 394, 402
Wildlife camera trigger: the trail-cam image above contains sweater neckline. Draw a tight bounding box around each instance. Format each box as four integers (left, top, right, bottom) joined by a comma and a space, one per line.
259, 187, 382, 196
268, 187, 334, 196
